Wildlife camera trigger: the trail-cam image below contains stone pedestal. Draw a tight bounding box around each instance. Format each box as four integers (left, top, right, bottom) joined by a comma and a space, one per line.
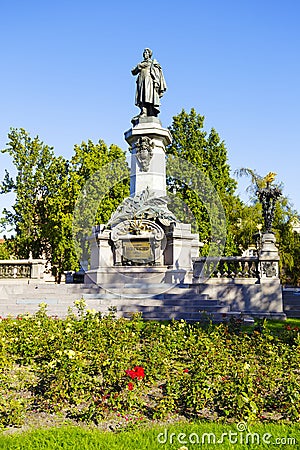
124, 117, 172, 197
88, 225, 113, 269
85, 225, 112, 284
257, 231, 284, 315
30, 259, 48, 279
259, 232, 280, 280
164, 223, 200, 270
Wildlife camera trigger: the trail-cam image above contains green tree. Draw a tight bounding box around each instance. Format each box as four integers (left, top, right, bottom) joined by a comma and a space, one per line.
0, 128, 56, 259
0, 240, 11, 259
166, 108, 239, 255
40, 155, 78, 282
69, 140, 129, 224
0, 129, 129, 282
228, 202, 263, 253
0, 129, 77, 281
69, 140, 130, 268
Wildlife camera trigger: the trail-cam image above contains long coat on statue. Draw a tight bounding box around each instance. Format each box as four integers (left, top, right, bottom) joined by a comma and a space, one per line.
132, 59, 167, 115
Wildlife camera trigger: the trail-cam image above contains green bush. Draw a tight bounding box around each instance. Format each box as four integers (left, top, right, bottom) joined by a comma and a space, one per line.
0, 302, 299, 428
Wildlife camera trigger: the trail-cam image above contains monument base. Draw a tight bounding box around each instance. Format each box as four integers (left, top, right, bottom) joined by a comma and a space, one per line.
85, 221, 199, 286
84, 266, 193, 286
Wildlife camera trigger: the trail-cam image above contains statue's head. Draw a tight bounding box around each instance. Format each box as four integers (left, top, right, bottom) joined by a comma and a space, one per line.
143, 48, 153, 59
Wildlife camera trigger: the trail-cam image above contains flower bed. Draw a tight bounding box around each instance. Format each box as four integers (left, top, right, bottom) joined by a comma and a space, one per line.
0, 301, 299, 428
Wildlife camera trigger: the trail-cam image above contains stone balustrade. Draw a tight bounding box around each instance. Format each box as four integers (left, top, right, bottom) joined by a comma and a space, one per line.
0, 259, 47, 280
193, 256, 260, 280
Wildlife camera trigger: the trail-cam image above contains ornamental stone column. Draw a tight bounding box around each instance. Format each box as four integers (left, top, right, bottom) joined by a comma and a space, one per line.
124, 117, 172, 198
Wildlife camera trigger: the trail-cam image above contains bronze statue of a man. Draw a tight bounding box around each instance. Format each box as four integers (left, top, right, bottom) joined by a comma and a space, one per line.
131, 48, 167, 118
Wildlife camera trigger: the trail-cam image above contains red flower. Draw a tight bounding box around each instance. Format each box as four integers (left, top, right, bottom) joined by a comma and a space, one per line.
183, 368, 189, 373
127, 382, 134, 391
125, 369, 136, 379
125, 366, 145, 380
134, 366, 145, 379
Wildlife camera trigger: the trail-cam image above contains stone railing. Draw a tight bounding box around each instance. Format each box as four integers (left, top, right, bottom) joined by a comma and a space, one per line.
0, 259, 47, 280
193, 256, 260, 280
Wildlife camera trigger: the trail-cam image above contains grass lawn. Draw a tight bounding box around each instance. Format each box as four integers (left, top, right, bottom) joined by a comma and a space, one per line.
0, 422, 299, 449
265, 317, 300, 331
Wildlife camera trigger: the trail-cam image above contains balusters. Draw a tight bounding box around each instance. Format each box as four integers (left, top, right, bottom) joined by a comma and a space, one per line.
0, 263, 32, 279
193, 256, 260, 280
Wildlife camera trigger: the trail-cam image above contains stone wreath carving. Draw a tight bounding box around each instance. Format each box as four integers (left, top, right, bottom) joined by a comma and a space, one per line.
111, 219, 164, 243
107, 186, 177, 228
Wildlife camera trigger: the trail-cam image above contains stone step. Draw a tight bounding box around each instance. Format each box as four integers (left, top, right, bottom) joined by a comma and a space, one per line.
283, 300, 300, 306
0, 295, 222, 309
2, 293, 222, 303
115, 304, 229, 313
80, 292, 210, 301
119, 312, 229, 321
158, 293, 209, 300
94, 290, 206, 298
85, 283, 206, 292
0, 282, 212, 298
84, 283, 200, 293
28, 293, 209, 302
285, 310, 300, 318
15, 298, 60, 305
123, 311, 228, 320
77, 298, 222, 307
282, 304, 300, 311
0, 299, 229, 318
97, 282, 186, 290
283, 291, 300, 297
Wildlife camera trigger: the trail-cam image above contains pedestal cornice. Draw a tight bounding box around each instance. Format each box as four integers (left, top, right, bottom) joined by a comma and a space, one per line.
124, 119, 172, 147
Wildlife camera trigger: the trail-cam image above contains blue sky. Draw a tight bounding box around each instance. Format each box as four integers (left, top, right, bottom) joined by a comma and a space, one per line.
1, 0, 300, 224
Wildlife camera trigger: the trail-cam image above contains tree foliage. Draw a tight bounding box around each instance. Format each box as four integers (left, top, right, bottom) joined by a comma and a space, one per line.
0, 129, 129, 282
1, 128, 58, 259
69, 140, 129, 267
166, 108, 239, 255
69, 140, 129, 225
0, 241, 11, 259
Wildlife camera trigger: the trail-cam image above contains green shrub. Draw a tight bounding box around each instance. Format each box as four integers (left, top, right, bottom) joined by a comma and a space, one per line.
0, 303, 299, 427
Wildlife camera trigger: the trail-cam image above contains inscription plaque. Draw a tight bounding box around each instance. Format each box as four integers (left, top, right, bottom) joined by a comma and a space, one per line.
122, 239, 153, 264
